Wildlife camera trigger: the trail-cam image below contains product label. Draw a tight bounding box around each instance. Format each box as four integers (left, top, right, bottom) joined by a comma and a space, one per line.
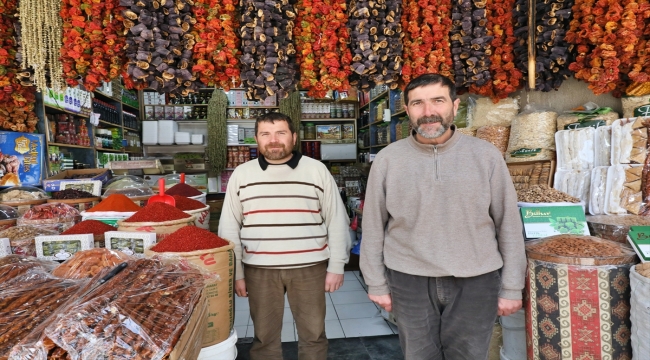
35, 234, 94, 260
564, 120, 606, 130
627, 226, 650, 262
520, 206, 589, 239
633, 103, 650, 117
511, 148, 542, 158
105, 231, 156, 258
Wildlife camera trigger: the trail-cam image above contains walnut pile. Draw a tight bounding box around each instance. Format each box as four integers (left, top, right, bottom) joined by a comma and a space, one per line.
517, 185, 580, 203
637, 263, 650, 279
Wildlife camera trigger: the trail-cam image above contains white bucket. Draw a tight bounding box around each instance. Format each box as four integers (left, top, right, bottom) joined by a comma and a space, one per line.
499, 309, 526, 360
198, 329, 238, 360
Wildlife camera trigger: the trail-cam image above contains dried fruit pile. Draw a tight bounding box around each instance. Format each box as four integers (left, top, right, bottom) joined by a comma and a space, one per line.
0, 0, 38, 133
400, 0, 451, 85
239, 0, 299, 100
121, 0, 201, 96
347, 0, 404, 90
191, 0, 241, 90
450, 0, 493, 90
294, 0, 353, 98
59, 0, 127, 91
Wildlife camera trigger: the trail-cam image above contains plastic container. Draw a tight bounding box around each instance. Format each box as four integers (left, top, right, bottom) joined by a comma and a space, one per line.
304, 123, 316, 140
586, 214, 650, 244
17, 202, 81, 232
0, 204, 18, 231
103, 175, 154, 198
0, 186, 50, 216
198, 329, 238, 360
499, 309, 526, 360
0, 225, 58, 256
47, 197, 101, 212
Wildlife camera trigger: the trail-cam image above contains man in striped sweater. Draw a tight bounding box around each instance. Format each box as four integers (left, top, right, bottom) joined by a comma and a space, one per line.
218, 112, 352, 360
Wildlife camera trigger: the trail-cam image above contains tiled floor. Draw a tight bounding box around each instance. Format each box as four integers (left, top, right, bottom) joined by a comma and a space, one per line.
233, 270, 397, 342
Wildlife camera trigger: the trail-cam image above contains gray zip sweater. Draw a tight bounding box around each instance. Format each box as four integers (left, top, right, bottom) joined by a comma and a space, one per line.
359, 127, 527, 300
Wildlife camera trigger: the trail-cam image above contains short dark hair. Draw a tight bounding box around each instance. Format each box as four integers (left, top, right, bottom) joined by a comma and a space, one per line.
255, 112, 295, 135
404, 74, 457, 105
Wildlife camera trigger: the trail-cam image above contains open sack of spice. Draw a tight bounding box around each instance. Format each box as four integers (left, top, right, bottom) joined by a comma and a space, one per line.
505, 106, 558, 163
118, 202, 196, 240
59, 220, 118, 248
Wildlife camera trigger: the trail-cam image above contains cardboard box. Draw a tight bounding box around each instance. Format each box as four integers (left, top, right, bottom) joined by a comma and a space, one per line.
520, 206, 589, 240
169, 289, 208, 360
35, 234, 94, 260
506, 160, 556, 188
0, 238, 10, 257
54, 180, 103, 196
43, 169, 111, 192
0, 132, 45, 187
628, 226, 650, 262
105, 231, 156, 258
317, 125, 342, 139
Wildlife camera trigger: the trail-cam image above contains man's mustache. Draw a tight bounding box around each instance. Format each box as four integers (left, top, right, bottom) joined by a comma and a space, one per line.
417, 115, 444, 126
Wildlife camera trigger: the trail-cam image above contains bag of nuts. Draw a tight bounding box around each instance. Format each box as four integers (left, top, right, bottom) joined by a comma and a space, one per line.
505, 108, 558, 163
467, 96, 520, 128
476, 126, 510, 157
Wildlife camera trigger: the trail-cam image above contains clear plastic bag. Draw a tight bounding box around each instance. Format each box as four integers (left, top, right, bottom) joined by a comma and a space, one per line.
553, 170, 591, 210
589, 167, 609, 215
505, 106, 557, 163
44, 258, 206, 360
525, 234, 637, 265
17, 203, 81, 232
476, 126, 510, 157
0, 226, 58, 257
467, 96, 519, 128
555, 127, 595, 171
586, 214, 650, 244
605, 164, 644, 215
0, 255, 59, 284
595, 125, 612, 167
51, 248, 134, 279
611, 117, 648, 165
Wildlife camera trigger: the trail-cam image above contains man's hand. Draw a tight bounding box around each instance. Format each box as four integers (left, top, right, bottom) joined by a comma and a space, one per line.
235, 279, 247, 297
325, 272, 344, 292
369, 294, 392, 312
498, 297, 522, 317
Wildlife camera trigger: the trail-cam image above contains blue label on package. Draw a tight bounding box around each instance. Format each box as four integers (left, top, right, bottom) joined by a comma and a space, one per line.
0, 132, 44, 187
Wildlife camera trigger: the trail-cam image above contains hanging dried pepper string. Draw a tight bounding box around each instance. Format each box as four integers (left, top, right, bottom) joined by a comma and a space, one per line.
401, 0, 453, 85
191, 0, 242, 90
59, 0, 126, 91
615, 0, 650, 95
0, 0, 38, 132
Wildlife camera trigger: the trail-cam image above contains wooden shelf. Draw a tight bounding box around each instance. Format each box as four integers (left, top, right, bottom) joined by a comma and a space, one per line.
392, 110, 407, 117
94, 90, 119, 101
177, 121, 208, 124
96, 147, 123, 152
301, 118, 357, 122
227, 143, 258, 146
360, 102, 370, 111
44, 105, 90, 118
370, 90, 389, 103
227, 106, 279, 109
122, 103, 140, 111
98, 120, 121, 127
226, 119, 255, 121
359, 119, 386, 130
144, 144, 206, 152
123, 126, 139, 131
371, 144, 389, 148
358, 146, 370, 150
48, 142, 93, 149
300, 139, 356, 143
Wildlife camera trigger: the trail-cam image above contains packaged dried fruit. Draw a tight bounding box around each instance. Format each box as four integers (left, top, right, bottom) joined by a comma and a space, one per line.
0, 226, 59, 257
17, 203, 81, 232
51, 248, 133, 279
611, 117, 649, 165
554, 127, 595, 171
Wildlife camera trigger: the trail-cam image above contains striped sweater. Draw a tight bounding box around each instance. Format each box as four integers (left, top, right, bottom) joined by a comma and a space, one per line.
218, 153, 351, 280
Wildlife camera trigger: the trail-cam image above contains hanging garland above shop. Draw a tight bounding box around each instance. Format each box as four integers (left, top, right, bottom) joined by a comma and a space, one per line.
59, 0, 127, 91
191, 0, 242, 90
451, 0, 494, 90
206, 88, 227, 174
347, 0, 404, 90
0, 0, 38, 133
294, 0, 353, 98
615, 0, 650, 96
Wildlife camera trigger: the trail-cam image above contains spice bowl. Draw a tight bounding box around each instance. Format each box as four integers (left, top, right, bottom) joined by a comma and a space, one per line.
184, 205, 210, 230
48, 197, 101, 212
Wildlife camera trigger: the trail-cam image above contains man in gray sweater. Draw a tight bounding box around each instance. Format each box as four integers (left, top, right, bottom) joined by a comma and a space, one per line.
360, 73, 526, 360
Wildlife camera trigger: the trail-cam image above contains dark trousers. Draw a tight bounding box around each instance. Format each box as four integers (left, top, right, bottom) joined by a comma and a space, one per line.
245, 263, 328, 360
386, 268, 500, 360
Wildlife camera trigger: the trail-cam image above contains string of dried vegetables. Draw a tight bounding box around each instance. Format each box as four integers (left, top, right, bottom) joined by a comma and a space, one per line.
468, 0, 521, 100
347, 0, 404, 90
19, 0, 65, 92
59, 0, 127, 91
239, 0, 299, 100
206, 88, 227, 174
624, 0, 650, 95
294, 0, 353, 98
191, 0, 242, 90
0, 0, 38, 132
279, 90, 301, 150
401, 0, 452, 85
451, 0, 493, 90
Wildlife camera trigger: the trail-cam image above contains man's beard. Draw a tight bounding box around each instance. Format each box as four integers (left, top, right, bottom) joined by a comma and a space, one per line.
415, 114, 452, 139
262, 143, 289, 160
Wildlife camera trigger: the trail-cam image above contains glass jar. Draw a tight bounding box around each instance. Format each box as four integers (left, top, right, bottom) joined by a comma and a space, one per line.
299, 124, 305, 139
304, 123, 316, 140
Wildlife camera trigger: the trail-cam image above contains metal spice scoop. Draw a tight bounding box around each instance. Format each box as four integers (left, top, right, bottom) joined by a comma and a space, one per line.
148, 178, 176, 206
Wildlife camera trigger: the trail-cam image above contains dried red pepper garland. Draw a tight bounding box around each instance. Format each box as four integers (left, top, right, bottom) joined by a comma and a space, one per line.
59, 0, 126, 91
191, 0, 242, 90
615, 0, 650, 95
401, 0, 453, 85
0, 0, 38, 133
150, 226, 229, 252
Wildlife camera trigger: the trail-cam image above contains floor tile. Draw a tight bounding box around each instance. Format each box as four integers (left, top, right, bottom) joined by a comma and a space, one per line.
234, 325, 248, 340
325, 305, 338, 321
235, 310, 250, 326
337, 279, 365, 292
339, 318, 394, 337
325, 320, 345, 339
334, 303, 381, 320
343, 271, 358, 281
281, 323, 296, 342
330, 290, 372, 305
325, 293, 333, 306
246, 325, 255, 338
285, 294, 290, 308
283, 307, 294, 323
325, 338, 366, 357
361, 335, 404, 360
235, 296, 250, 311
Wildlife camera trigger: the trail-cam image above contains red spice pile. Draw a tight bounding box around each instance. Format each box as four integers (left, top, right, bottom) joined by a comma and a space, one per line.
61, 220, 117, 235
173, 196, 205, 211
150, 226, 230, 252
87, 194, 141, 212
124, 202, 192, 223
165, 183, 203, 197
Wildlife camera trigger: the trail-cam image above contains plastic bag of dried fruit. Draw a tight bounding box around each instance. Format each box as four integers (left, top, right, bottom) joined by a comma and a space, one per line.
43, 258, 209, 360
0, 226, 59, 257
51, 248, 134, 279
0, 255, 59, 284
17, 203, 81, 233
505, 105, 558, 163
467, 95, 520, 129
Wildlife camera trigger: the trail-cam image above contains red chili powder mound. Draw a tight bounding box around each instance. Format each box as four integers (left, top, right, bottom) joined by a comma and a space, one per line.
61, 220, 117, 235
124, 202, 191, 223
150, 226, 230, 252
165, 183, 203, 197
173, 195, 205, 211
87, 194, 141, 212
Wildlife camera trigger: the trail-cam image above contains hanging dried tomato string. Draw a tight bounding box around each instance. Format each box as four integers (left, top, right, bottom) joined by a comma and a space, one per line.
125, 202, 191, 223
150, 226, 230, 252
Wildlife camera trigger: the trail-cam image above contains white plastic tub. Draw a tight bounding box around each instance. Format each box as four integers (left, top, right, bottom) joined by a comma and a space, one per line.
198, 329, 238, 360
499, 309, 526, 360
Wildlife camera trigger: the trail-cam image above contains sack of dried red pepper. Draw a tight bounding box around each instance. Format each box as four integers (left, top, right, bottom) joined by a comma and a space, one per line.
145, 226, 234, 347
117, 202, 196, 241
173, 196, 211, 230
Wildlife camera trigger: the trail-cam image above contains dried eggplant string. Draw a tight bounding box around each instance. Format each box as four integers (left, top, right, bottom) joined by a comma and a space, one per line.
19, 0, 65, 92
450, 0, 493, 90
206, 88, 228, 174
